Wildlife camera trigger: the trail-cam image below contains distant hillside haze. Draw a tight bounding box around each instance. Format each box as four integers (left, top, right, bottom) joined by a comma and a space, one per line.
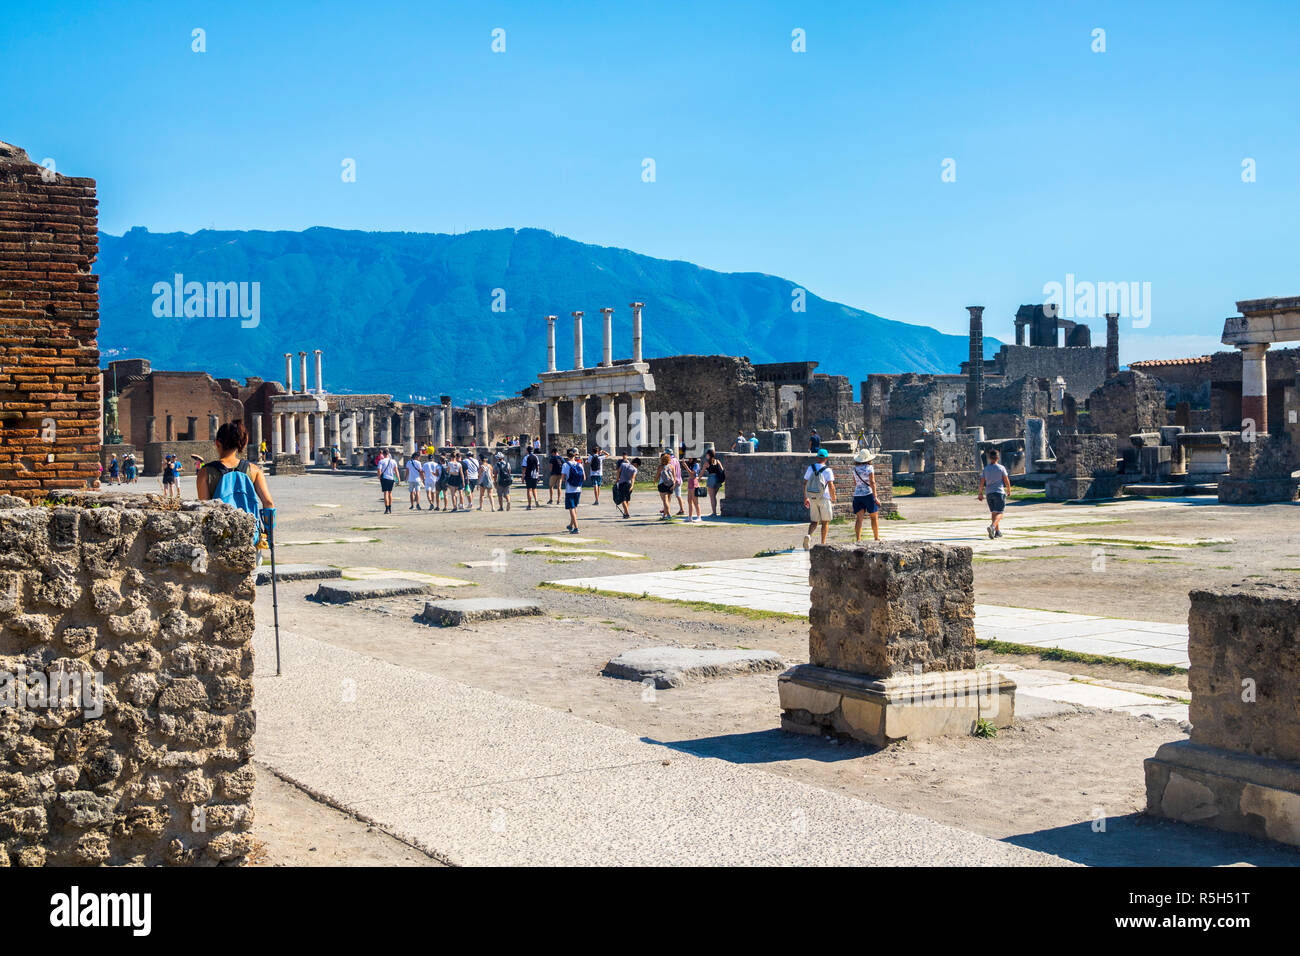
96, 227, 997, 401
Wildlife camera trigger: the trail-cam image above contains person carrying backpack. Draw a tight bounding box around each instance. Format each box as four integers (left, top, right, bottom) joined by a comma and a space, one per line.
523, 447, 542, 510
588, 448, 607, 505
801, 447, 836, 549
196, 421, 276, 557
561, 448, 585, 534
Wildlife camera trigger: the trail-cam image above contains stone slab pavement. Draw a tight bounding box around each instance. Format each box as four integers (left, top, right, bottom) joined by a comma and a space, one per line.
548, 551, 1191, 669
252, 621, 1067, 866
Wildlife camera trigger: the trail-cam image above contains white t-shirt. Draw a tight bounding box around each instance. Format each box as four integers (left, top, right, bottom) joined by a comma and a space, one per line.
463, 458, 479, 480
423, 460, 438, 484
803, 463, 834, 501
561, 461, 584, 493
378, 457, 397, 480
406, 459, 423, 483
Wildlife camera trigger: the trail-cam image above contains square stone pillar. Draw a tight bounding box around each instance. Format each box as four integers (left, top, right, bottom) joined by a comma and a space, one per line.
1146, 581, 1300, 847
779, 543, 1015, 746
546, 398, 561, 437
270, 414, 281, 455
314, 412, 326, 461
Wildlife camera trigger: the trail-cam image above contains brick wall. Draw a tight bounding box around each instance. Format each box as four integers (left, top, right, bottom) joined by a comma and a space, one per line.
646, 355, 776, 450
0, 142, 100, 500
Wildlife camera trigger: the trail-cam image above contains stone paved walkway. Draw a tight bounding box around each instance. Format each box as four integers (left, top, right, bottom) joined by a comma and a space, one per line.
548, 549, 1192, 669
253, 623, 1067, 866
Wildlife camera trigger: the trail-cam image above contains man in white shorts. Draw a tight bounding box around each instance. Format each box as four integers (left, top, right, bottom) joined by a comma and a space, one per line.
406, 454, 425, 510
801, 447, 836, 549
423, 454, 439, 510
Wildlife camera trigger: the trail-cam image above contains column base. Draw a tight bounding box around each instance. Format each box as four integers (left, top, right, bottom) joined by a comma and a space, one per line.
1145, 739, 1300, 847
778, 664, 1015, 747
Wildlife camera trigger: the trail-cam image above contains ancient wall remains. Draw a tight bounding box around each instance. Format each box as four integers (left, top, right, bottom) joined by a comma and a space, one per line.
645, 355, 776, 450
720, 451, 895, 522
0, 492, 256, 866
0, 142, 101, 500
1045, 433, 1120, 500
1086, 370, 1166, 438
994, 344, 1108, 399
913, 433, 979, 496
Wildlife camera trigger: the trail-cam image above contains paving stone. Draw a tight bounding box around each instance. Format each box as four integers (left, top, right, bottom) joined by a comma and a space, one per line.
309, 578, 433, 603
418, 597, 542, 627
255, 564, 341, 585
603, 646, 785, 688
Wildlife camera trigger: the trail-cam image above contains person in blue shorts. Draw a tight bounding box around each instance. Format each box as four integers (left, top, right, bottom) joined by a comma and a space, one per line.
561, 448, 585, 534
851, 448, 881, 542
977, 448, 1012, 539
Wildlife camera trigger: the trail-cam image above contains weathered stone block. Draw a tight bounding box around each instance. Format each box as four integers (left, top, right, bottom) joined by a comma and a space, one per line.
807, 542, 975, 678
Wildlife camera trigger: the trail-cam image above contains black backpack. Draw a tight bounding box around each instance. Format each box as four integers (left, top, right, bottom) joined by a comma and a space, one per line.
525, 454, 540, 479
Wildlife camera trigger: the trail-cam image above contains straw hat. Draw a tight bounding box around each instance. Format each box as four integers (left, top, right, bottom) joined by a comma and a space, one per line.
853, 448, 876, 463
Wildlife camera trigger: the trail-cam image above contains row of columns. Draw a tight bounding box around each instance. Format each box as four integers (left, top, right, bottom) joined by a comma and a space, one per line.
264, 403, 486, 464
545, 302, 645, 372
283, 350, 325, 395
540, 393, 649, 447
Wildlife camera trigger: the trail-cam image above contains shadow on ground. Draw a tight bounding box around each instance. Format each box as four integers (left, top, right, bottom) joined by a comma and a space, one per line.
645, 729, 879, 764
1003, 813, 1300, 867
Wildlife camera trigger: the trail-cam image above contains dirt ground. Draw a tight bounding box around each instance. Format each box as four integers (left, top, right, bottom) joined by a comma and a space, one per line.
172, 473, 1300, 865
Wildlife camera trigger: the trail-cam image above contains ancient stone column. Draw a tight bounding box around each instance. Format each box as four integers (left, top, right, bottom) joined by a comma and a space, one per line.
208, 414, 219, 440
572, 395, 588, 435
442, 401, 452, 445
630, 301, 644, 362
572, 311, 584, 370
1105, 313, 1120, 378
165, 414, 174, 442
314, 412, 326, 462
298, 352, 308, 396
600, 307, 614, 367
330, 411, 341, 448
630, 392, 648, 447
434, 408, 446, 448
286, 413, 298, 460
270, 414, 281, 455
381, 411, 392, 448
251, 415, 262, 460
364, 409, 375, 447
1025, 417, 1047, 464
314, 349, 324, 395
546, 315, 557, 372
285, 353, 293, 393
144, 415, 156, 444
546, 398, 560, 437
476, 404, 489, 445
404, 408, 416, 454
1241, 343, 1269, 434
599, 395, 615, 450
965, 306, 984, 422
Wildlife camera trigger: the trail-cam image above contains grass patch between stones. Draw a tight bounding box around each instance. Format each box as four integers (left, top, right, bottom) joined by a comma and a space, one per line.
537, 581, 807, 621
977, 638, 1186, 676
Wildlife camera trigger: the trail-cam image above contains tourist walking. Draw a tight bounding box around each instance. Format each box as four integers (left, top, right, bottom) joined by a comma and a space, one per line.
495, 452, 513, 510
443, 452, 463, 510
423, 454, 439, 510
561, 448, 585, 533
476, 454, 496, 511
612, 454, 637, 519
703, 449, 724, 516
801, 447, 836, 549
656, 453, 675, 519
851, 448, 881, 542
523, 445, 542, 509
685, 456, 702, 522
588, 447, 607, 504
435, 454, 451, 511
160, 454, 178, 500
376, 449, 398, 514
123, 453, 137, 484
107, 454, 119, 484
978, 448, 1012, 539
547, 447, 564, 504
406, 453, 425, 509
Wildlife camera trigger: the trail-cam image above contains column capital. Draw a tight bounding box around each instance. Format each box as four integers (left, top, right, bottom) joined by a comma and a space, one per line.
600, 307, 614, 315
629, 301, 644, 309
571, 310, 584, 319
965, 305, 984, 318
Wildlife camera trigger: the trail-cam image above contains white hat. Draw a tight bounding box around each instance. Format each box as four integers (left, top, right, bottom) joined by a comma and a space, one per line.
853, 448, 875, 463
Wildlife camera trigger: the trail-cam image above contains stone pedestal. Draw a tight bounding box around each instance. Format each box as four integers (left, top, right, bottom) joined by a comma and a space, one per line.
778, 542, 1014, 746
1217, 433, 1299, 504
1145, 581, 1300, 846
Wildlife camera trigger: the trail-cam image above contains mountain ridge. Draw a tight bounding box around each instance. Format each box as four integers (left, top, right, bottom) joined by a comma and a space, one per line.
96, 226, 997, 400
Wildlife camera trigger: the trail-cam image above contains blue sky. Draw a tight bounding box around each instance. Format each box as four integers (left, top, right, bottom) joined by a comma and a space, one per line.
3, 0, 1296, 360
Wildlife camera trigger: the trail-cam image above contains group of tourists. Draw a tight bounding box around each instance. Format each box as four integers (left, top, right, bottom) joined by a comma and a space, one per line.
653, 448, 725, 522
800, 446, 882, 549
99, 452, 139, 486
375, 447, 521, 516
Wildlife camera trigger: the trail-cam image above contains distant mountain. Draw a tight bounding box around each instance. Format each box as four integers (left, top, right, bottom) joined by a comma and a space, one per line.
96, 227, 996, 401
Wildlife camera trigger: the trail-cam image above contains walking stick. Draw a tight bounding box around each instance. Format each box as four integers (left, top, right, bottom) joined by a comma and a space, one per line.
262, 507, 282, 676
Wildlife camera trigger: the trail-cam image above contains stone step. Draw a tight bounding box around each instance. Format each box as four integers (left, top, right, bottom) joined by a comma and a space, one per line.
255, 564, 341, 585
417, 597, 543, 627
603, 647, 785, 689
1123, 482, 1218, 497
309, 578, 433, 603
